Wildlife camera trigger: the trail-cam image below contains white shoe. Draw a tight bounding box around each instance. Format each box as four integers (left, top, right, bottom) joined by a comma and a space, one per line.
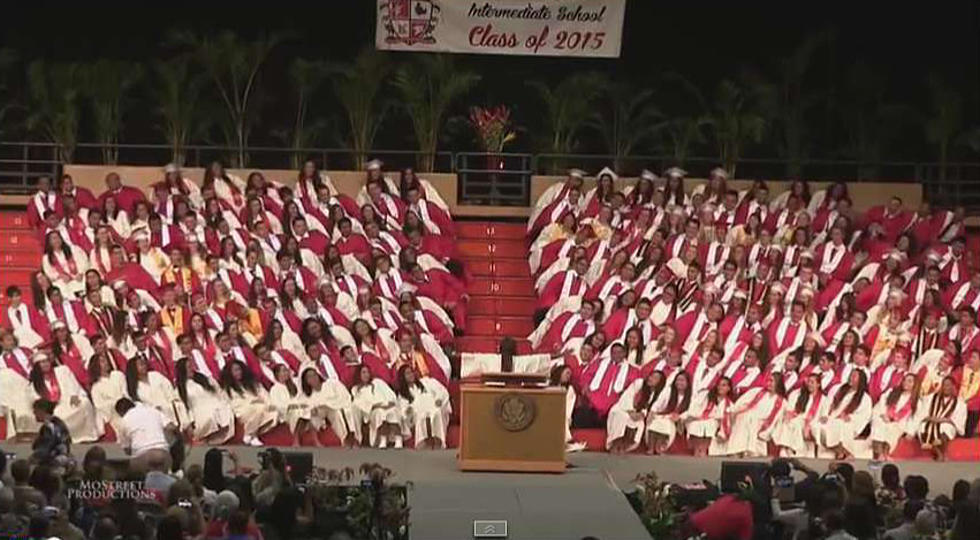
393, 436, 403, 449
566, 441, 587, 453
242, 435, 253, 445
376, 435, 388, 448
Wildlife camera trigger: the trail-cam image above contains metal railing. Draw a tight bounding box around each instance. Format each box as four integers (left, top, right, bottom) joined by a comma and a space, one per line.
2, 141, 979, 213
455, 152, 533, 206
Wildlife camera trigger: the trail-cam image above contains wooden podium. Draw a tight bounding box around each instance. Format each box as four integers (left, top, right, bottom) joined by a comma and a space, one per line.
458, 373, 566, 473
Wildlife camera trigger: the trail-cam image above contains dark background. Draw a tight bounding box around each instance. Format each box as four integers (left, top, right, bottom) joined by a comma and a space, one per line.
2, 1, 979, 163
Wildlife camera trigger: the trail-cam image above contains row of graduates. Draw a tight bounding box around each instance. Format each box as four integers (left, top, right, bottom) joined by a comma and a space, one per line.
0, 323, 453, 450
526, 166, 979, 459
4, 163, 471, 374
548, 318, 976, 461
11, 158, 468, 349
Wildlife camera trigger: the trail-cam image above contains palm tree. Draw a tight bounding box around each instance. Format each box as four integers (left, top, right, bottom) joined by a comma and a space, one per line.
152, 57, 211, 166
923, 74, 964, 180
706, 79, 767, 176
331, 48, 393, 170
285, 58, 331, 169
25, 60, 81, 164
657, 73, 710, 167
80, 60, 143, 165
748, 30, 833, 176
836, 62, 913, 179
586, 81, 666, 170
393, 54, 480, 172
528, 72, 607, 171
172, 30, 285, 167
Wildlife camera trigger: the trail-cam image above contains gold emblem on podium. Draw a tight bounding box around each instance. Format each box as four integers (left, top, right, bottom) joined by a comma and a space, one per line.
493, 392, 536, 431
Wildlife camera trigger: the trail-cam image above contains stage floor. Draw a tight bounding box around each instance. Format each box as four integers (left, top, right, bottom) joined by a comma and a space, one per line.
3, 442, 977, 539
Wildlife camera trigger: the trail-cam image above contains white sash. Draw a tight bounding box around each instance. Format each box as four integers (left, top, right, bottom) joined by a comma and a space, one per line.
589, 357, 612, 392
7, 305, 31, 332
706, 242, 729, 275
560, 313, 583, 342
723, 317, 747, 352
683, 312, 711, 352
5, 349, 30, 375
598, 276, 623, 300
775, 318, 803, 351
191, 350, 210, 376
558, 271, 584, 299
942, 253, 961, 283
819, 243, 846, 275
548, 200, 569, 224
951, 283, 980, 312
48, 301, 81, 334
828, 322, 850, 349
231, 347, 247, 365
33, 191, 57, 218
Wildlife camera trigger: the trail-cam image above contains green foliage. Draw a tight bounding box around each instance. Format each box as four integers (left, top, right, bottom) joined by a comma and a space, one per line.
151, 57, 212, 166
394, 54, 481, 172
79, 60, 143, 164
528, 71, 607, 161
924, 74, 964, 180
657, 73, 710, 166
0, 49, 18, 139
330, 48, 393, 170
586, 81, 667, 170
284, 58, 332, 169
706, 79, 767, 176
25, 60, 81, 163
170, 29, 285, 167
308, 463, 411, 540
627, 471, 680, 539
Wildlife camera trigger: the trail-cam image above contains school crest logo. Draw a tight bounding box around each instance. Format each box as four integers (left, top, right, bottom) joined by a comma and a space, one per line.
380, 0, 440, 46
493, 393, 536, 432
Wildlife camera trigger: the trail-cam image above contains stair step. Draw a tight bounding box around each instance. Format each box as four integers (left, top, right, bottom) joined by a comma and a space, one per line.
469, 296, 537, 317
0, 212, 31, 230
456, 222, 527, 240
466, 277, 535, 297
1, 250, 41, 268
467, 259, 530, 278
467, 316, 535, 338
0, 268, 36, 288
457, 336, 533, 354
0, 231, 40, 251
456, 239, 527, 259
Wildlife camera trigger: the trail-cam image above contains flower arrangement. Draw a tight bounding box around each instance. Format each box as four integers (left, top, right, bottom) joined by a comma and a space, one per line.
307, 463, 411, 540
468, 105, 517, 153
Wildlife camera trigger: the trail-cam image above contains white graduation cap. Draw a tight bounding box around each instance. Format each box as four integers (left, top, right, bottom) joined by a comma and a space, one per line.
111, 280, 128, 292
163, 163, 180, 174
664, 167, 687, 178
596, 167, 618, 181
666, 258, 688, 278
568, 168, 586, 179
770, 282, 787, 294
33, 351, 50, 362
50, 320, 67, 331
640, 169, 658, 182
709, 167, 729, 179
799, 249, 815, 260
365, 159, 383, 171
733, 289, 748, 300
131, 228, 150, 242
806, 331, 825, 347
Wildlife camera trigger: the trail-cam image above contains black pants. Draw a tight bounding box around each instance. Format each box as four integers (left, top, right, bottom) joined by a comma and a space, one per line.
966, 410, 980, 438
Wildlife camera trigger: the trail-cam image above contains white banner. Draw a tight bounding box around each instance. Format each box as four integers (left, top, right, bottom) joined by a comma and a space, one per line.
376, 1, 626, 57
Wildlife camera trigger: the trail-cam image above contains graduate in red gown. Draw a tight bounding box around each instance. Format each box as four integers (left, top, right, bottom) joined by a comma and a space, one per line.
863, 196, 915, 244
536, 258, 589, 312
97, 172, 147, 215
582, 343, 640, 419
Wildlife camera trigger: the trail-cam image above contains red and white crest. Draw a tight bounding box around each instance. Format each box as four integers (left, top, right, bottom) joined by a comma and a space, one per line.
380, 0, 440, 45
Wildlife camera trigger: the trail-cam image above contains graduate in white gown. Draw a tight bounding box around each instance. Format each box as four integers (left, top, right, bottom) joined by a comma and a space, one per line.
219, 360, 279, 447
814, 369, 873, 459
549, 364, 586, 452
645, 371, 693, 454
88, 352, 128, 435
727, 373, 788, 457
29, 353, 104, 443
0, 331, 40, 437
394, 364, 451, 449
686, 376, 735, 457
606, 371, 666, 453
269, 364, 315, 446
870, 373, 919, 459
772, 374, 825, 458
349, 364, 403, 448
125, 356, 190, 430
300, 366, 357, 447
914, 376, 967, 461
174, 358, 234, 445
